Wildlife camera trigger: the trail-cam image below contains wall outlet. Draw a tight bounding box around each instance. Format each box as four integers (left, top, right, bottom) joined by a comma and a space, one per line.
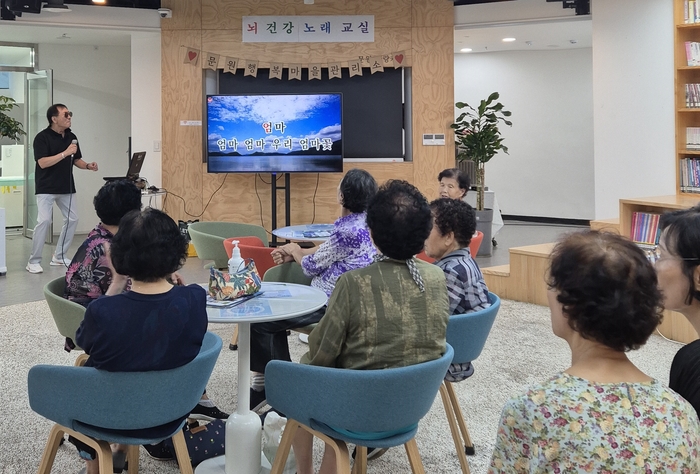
422, 133, 445, 146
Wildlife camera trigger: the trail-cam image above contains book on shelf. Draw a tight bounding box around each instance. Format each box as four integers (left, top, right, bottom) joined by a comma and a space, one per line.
685, 41, 700, 66
687, 0, 700, 24
679, 157, 700, 192
686, 84, 700, 107
631, 211, 660, 247
687, 127, 700, 149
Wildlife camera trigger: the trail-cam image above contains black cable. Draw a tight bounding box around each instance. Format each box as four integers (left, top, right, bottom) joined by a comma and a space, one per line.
253, 174, 273, 237
161, 174, 229, 218
310, 173, 319, 224
59, 151, 75, 269
256, 174, 283, 185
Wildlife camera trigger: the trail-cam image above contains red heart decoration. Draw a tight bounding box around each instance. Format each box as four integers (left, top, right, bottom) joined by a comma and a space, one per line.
188, 51, 197, 61
394, 54, 404, 64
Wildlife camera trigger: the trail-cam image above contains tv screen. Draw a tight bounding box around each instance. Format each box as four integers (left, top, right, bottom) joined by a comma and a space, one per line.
206, 93, 343, 173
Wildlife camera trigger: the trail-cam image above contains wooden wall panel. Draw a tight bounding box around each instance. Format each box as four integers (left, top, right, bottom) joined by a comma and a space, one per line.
412, 0, 454, 28
411, 26, 455, 200
160, 0, 201, 31
161, 1, 454, 226
201, 0, 412, 30
201, 29, 413, 66
162, 29, 204, 221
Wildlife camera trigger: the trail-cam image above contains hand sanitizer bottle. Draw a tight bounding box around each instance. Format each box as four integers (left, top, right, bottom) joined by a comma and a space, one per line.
228, 240, 245, 274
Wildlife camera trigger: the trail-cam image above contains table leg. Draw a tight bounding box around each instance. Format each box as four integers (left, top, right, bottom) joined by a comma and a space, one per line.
225, 322, 263, 474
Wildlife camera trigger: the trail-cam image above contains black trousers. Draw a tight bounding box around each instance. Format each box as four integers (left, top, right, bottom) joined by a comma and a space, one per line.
249, 306, 326, 374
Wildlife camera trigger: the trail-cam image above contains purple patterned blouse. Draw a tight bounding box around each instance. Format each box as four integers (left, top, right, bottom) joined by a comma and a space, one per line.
64, 224, 130, 306
301, 212, 376, 297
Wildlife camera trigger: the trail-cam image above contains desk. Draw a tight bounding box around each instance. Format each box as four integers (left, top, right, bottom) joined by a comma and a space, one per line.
141, 188, 166, 210
272, 224, 333, 243
197, 282, 327, 474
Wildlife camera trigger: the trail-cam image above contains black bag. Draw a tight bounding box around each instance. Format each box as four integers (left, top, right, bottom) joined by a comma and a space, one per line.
178, 219, 198, 243
163, 419, 226, 467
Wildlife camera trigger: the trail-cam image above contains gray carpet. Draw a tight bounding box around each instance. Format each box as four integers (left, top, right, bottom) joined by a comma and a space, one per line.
1, 299, 682, 474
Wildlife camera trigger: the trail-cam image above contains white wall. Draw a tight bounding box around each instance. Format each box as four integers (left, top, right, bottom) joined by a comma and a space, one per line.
131, 32, 162, 189
592, 0, 674, 219
38, 43, 131, 233
454, 48, 594, 219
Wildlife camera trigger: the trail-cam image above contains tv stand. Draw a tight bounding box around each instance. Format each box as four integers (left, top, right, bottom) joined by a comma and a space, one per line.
270, 173, 291, 247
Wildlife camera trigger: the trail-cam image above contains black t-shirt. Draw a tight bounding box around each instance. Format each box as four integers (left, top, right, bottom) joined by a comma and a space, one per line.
669, 339, 700, 418
33, 126, 82, 194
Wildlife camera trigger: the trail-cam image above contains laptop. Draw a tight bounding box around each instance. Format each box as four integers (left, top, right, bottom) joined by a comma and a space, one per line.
103, 151, 146, 182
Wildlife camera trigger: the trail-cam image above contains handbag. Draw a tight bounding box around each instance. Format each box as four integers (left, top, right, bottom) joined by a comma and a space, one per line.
162, 420, 226, 467
208, 259, 262, 301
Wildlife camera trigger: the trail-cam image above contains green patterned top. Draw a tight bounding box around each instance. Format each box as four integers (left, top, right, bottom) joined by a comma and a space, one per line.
301, 258, 449, 369
489, 373, 700, 473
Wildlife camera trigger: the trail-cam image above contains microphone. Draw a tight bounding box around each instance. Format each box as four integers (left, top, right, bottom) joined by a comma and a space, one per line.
70, 139, 77, 159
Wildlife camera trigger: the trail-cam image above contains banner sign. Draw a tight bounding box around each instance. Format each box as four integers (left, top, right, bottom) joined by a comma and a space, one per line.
243, 15, 374, 43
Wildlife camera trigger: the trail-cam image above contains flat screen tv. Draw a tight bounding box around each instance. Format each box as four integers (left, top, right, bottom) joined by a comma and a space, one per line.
206, 93, 343, 173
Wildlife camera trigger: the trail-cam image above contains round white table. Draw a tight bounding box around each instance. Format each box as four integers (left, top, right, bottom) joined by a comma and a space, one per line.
196, 282, 327, 474
271, 224, 334, 243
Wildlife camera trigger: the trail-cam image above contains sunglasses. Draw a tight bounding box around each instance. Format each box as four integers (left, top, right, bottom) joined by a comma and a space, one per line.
55, 111, 73, 119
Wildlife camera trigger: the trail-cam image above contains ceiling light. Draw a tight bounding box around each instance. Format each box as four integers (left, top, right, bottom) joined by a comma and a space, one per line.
92, 0, 106, 3
43, 0, 71, 12
502, 37, 516, 42
460, 48, 472, 53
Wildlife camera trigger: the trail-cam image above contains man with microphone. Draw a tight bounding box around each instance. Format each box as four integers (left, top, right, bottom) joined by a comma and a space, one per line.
26, 104, 98, 273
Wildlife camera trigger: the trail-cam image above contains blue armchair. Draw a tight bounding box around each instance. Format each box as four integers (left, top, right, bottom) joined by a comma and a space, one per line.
28, 332, 223, 474
265, 344, 454, 474
440, 292, 500, 474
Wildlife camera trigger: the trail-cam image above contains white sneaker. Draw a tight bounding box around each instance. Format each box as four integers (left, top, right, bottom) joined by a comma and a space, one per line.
26, 263, 44, 273
50, 256, 71, 266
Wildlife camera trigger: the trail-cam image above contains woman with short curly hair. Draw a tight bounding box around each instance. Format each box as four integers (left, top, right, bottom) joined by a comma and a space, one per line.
489, 230, 700, 473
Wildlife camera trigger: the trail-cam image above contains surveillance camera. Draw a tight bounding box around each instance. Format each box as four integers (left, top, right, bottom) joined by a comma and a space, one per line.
157, 7, 172, 19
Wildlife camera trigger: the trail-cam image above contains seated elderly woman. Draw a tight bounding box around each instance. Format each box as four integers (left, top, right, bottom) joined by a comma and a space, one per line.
292, 180, 450, 474
437, 167, 470, 200
71, 208, 208, 474
656, 204, 700, 416
424, 198, 489, 381
63, 181, 226, 427
489, 230, 700, 473
249, 168, 378, 411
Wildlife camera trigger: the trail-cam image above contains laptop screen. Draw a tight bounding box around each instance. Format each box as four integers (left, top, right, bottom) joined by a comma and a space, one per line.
126, 152, 146, 180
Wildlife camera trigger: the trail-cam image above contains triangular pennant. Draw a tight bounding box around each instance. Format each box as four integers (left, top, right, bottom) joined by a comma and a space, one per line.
328, 62, 342, 79
204, 52, 220, 71
288, 64, 302, 80
308, 64, 322, 80
244, 59, 259, 77
348, 59, 363, 77
393, 51, 405, 68
381, 54, 393, 68
184, 47, 199, 66
369, 56, 384, 74
269, 62, 283, 80
224, 57, 239, 74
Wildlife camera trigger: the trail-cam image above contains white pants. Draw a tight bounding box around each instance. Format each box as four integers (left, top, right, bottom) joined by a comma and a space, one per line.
28, 193, 78, 264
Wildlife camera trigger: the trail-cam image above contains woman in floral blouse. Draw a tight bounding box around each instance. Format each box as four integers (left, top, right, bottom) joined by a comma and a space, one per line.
489, 230, 700, 473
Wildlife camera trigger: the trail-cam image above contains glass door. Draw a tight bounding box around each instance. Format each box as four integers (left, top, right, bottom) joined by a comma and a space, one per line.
23, 70, 52, 240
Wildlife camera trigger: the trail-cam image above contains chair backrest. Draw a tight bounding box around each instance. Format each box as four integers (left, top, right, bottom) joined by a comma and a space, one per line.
263, 262, 312, 286
447, 292, 500, 364
266, 345, 453, 437
415, 251, 435, 264
223, 236, 266, 258
469, 230, 484, 257
238, 244, 276, 278
188, 222, 269, 269
43, 277, 87, 349
28, 332, 222, 441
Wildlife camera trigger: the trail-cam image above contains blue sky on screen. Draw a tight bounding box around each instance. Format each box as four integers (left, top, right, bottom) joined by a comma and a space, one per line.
207, 94, 341, 155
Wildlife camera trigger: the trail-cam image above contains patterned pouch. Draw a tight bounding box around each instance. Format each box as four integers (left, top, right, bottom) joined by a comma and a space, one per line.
208, 259, 262, 300
163, 419, 226, 467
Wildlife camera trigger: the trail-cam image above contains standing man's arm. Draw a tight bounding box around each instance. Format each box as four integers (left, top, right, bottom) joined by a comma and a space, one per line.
34, 136, 78, 169
73, 158, 98, 171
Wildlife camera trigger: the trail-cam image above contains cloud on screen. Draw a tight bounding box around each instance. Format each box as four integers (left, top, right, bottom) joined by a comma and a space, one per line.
209, 95, 337, 124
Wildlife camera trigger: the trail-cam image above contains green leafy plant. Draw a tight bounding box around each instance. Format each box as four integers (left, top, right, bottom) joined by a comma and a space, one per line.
450, 92, 512, 211
0, 96, 26, 142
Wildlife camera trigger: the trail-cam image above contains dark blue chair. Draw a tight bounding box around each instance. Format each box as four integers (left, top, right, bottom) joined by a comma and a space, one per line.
440, 292, 500, 474
28, 332, 223, 474
265, 344, 454, 474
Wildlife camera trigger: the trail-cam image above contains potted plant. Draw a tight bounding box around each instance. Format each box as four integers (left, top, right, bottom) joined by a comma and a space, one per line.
0, 96, 26, 142
451, 92, 511, 255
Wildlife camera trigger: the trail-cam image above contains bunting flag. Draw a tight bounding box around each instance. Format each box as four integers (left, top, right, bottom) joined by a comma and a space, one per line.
309, 64, 322, 80
244, 59, 259, 77
224, 57, 239, 74
184, 47, 199, 66
269, 62, 283, 79
205, 52, 220, 71
179, 44, 407, 81
369, 56, 384, 74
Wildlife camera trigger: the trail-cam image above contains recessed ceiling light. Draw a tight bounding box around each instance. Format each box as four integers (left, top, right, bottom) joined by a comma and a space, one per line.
92, 0, 106, 3
460, 48, 473, 53
502, 37, 516, 42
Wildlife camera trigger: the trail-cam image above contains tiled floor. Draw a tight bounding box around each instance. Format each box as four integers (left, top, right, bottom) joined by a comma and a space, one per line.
0, 220, 586, 308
